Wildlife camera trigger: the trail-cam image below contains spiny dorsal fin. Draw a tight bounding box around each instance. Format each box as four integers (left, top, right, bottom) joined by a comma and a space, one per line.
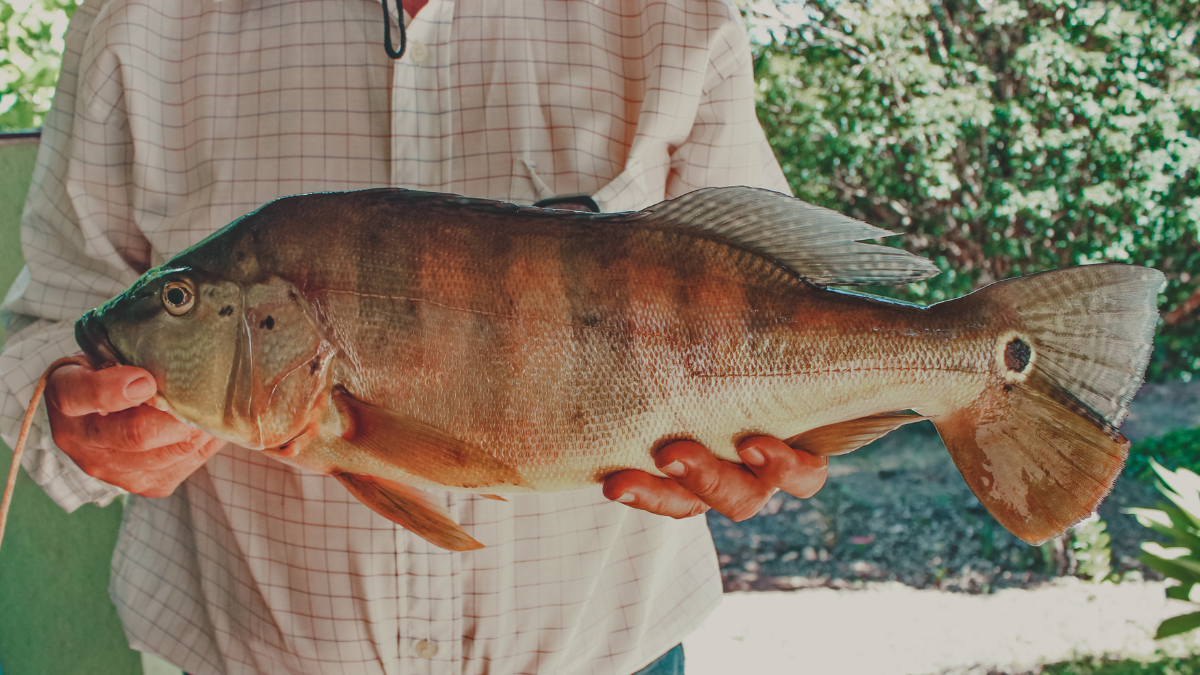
625, 187, 940, 286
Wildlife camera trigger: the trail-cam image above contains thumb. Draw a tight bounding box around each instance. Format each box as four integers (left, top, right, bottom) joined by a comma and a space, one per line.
47, 363, 158, 417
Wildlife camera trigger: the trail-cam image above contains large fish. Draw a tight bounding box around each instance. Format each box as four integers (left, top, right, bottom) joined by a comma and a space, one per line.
16, 187, 1165, 552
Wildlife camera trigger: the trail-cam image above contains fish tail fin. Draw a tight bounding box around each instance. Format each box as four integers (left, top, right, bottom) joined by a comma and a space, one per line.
931, 264, 1163, 544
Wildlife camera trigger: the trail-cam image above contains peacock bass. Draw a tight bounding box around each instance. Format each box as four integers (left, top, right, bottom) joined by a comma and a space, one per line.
3, 187, 1163, 552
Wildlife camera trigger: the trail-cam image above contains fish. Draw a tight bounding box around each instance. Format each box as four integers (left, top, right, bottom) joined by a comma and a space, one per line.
2, 186, 1164, 553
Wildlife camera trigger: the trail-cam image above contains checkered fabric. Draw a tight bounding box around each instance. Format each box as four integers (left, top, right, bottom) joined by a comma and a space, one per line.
0, 0, 789, 672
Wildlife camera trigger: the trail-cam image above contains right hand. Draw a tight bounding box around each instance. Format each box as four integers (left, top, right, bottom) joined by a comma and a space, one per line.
44, 359, 225, 497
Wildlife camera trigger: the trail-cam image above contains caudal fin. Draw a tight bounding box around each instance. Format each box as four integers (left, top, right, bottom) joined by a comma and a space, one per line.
932, 264, 1163, 545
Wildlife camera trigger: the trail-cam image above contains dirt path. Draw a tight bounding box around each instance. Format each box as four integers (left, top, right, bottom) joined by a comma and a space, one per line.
683, 579, 1200, 675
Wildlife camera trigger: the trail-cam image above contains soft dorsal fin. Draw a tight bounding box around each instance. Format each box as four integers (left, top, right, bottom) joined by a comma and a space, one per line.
626, 187, 940, 286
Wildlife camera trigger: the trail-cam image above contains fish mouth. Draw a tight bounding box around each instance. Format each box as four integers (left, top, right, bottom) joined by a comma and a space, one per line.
75, 313, 125, 367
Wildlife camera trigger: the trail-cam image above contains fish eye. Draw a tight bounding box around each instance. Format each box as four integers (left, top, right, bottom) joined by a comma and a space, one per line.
162, 279, 196, 316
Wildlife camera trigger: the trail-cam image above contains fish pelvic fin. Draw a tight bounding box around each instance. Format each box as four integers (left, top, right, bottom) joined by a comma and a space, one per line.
933, 264, 1163, 545
336, 473, 484, 551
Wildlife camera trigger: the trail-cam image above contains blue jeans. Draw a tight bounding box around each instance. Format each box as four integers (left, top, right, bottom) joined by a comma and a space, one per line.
634, 644, 684, 675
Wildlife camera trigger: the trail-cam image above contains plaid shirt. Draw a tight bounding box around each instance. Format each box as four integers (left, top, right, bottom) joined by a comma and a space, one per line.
0, 0, 788, 672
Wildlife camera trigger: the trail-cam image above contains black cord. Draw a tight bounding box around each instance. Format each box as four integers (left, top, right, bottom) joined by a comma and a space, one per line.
383, 0, 406, 59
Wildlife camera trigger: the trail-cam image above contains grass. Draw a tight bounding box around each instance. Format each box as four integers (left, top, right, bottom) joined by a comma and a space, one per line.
1038, 653, 1200, 675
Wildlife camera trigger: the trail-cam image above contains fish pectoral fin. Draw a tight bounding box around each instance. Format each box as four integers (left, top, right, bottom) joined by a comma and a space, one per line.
335, 473, 484, 551
333, 386, 527, 490
785, 412, 927, 457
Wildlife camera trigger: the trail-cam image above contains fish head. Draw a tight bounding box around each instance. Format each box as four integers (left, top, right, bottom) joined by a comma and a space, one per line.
76, 265, 248, 438
76, 258, 336, 451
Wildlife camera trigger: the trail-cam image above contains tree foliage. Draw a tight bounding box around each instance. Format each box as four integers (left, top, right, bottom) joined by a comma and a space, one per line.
747, 0, 1200, 380
0, 0, 78, 131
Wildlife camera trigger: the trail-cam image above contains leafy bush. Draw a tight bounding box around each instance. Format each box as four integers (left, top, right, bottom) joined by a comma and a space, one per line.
0, 0, 79, 131
1127, 427, 1200, 483
746, 0, 1200, 380
1129, 461, 1200, 639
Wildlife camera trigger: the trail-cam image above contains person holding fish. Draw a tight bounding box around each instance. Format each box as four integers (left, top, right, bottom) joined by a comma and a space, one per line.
0, 0, 836, 673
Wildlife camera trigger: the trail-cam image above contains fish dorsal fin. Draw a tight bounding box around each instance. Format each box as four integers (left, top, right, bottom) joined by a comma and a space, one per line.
333, 387, 528, 490
628, 187, 940, 286
785, 413, 928, 457
336, 473, 484, 551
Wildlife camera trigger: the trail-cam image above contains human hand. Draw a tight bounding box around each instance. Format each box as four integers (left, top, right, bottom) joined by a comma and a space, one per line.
602, 436, 828, 521
44, 359, 224, 497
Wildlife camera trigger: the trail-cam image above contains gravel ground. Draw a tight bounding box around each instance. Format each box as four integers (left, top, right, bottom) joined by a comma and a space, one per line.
682, 579, 1200, 675
708, 381, 1200, 594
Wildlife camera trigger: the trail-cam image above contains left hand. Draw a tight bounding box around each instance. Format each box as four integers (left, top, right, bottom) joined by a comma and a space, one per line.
602, 436, 828, 521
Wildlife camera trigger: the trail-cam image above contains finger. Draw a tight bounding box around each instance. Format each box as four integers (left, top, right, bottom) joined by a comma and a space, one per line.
737, 435, 829, 499
128, 437, 226, 497
104, 437, 226, 498
653, 440, 774, 522
76, 405, 201, 453
46, 363, 158, 417
602, 469, 710, 519
89, 430, 217, 475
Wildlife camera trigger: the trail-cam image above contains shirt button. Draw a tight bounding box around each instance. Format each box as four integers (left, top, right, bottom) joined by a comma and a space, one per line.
407, 40, 429, 64
414, 639, 438, 659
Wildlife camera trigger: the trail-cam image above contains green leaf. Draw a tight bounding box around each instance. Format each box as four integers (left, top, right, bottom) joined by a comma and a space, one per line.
1166, 583, 1195, 602
1139, 552, 1200, 585
1157, 611, 1200, 639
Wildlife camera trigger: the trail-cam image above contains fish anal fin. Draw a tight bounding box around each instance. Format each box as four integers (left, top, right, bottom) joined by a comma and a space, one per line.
785, 413, 927, 457
333, 387, 527, 490
479, 494, 508, 502
335, 473, 484, 551
932, 371, 1129, 545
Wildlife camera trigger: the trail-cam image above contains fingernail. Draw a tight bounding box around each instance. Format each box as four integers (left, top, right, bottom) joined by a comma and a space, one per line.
660, 460, 686, 477
125, 376, 156, 400
740, 447, 765, 467
614, 492, 636, 503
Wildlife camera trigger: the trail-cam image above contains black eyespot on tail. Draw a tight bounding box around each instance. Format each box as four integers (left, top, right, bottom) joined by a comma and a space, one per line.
260, 316, 275, 330
220, 306, 234, 316
1004, 337, 1031, 372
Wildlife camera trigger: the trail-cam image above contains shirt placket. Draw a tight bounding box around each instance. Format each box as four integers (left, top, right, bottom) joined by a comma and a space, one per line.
389, 0, 456, 190
388, 7, 460, 671
395, 532, 460, 675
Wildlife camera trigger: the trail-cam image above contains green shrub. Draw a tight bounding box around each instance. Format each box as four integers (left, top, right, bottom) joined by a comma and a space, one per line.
746, 0, 1200, 381
1128, 428, 1200, 483
1128, 461, 1200, 639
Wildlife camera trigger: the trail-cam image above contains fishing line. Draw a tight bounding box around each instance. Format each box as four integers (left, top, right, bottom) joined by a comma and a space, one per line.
383, 0, 406, 60
0, 354, 97, 557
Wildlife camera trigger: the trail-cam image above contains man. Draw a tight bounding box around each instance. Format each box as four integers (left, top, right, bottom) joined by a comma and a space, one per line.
0, 0, 826, 672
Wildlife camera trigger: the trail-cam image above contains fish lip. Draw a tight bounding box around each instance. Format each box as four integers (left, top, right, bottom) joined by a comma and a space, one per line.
75, 313, 125, 367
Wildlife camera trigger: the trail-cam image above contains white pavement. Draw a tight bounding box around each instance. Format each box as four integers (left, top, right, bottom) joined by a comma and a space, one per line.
683, 579, 1200, 674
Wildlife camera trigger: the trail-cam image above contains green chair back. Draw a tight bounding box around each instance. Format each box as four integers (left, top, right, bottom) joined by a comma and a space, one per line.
0, 132, 143, 675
